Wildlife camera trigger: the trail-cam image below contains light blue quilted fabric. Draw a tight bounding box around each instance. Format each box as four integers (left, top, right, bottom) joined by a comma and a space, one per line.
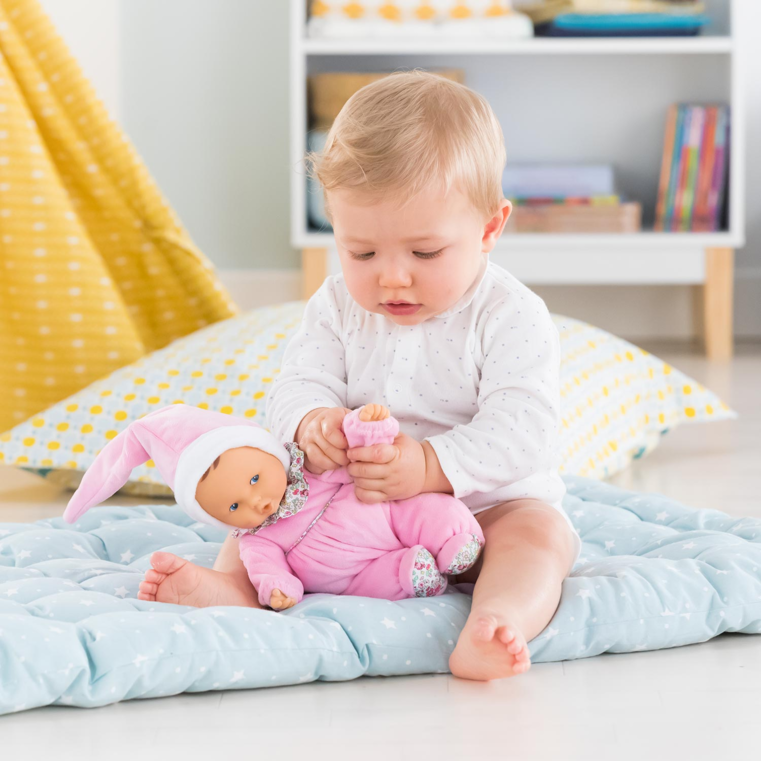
1, 476, 760, 715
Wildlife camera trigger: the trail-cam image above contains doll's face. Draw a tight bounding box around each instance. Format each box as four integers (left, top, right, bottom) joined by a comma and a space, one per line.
195, 446, 288, 530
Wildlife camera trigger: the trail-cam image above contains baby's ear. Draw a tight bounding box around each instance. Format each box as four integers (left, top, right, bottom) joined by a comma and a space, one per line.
482, 199, 512, 251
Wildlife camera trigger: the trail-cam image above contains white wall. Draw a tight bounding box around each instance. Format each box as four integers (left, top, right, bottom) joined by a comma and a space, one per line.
37, 0, 761, 340
37, 0, 120, 119
119, 0, 296, 271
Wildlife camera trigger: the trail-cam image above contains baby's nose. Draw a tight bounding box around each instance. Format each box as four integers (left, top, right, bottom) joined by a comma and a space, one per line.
380, 270, 412, 288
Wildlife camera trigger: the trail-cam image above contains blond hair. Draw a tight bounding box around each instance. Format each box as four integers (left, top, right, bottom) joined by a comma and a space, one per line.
306, 70, 506, 224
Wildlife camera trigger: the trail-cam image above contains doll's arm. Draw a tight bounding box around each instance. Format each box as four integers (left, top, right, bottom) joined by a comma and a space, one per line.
238, 534, 304, 609
342, 404, 399, 449
315, 404, 400, 485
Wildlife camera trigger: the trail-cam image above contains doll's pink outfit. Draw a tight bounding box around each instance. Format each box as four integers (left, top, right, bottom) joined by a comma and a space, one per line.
235, 408, 484, 606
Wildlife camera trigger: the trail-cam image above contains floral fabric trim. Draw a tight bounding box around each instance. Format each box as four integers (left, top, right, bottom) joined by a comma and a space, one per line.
232, 441, 309, 537
411, 548, 447, 598
445, 534, 483, 575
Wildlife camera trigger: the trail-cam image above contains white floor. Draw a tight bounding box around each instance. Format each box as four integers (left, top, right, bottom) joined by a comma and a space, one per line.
1, 343, 760, 761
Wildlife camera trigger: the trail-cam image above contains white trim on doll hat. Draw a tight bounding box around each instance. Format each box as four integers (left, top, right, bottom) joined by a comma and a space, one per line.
174, 425, 291, 531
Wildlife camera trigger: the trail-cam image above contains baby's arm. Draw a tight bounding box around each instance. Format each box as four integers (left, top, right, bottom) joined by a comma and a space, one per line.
265, 278, 349, 446
424, 296, 563, 501
238, 534, 304, 609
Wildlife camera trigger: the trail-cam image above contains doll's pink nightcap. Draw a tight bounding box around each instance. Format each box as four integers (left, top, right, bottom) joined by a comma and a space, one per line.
62, 404, 291, 530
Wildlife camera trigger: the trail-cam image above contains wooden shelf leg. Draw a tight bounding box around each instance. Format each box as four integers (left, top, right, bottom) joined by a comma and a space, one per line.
302, 247, 328, 301
703, 247, 734, 361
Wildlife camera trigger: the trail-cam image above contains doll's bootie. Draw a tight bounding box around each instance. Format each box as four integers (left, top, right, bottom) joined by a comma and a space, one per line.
401, 546, 448, 598
436, 532, 484, 576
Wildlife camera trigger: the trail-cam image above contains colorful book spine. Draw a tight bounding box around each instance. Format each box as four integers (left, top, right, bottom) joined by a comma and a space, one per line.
654, 104, 678, 232
672, 105, 692, 232
708, 106, 729, 232
664, 105, 685, 232
681, 105, 705, 232
656, 102, 730, 234
693, 106, 718, 233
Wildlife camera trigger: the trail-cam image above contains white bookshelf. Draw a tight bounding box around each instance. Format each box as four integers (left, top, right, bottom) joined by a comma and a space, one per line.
289, 0, 744, 358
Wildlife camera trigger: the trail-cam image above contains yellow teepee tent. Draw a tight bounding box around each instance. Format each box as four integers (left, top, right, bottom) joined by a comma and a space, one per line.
0, 0, 239, 433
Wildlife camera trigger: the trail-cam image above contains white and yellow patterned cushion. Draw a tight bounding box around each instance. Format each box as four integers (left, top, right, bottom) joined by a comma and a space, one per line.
0, 303, 733, 495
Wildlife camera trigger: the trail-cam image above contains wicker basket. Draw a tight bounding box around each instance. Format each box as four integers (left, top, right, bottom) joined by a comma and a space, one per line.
308, 70, 465, 131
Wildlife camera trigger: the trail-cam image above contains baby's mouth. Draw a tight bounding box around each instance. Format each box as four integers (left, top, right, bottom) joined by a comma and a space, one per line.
382, 301, 422, 314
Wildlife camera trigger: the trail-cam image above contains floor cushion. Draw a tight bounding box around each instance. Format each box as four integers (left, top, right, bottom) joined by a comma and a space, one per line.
1, 476, 759, 715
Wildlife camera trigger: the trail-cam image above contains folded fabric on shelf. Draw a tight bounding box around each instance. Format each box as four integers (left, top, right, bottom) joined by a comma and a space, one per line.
307, 1, 535, 38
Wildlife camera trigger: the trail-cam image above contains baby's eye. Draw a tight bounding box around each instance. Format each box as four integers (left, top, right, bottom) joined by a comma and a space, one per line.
350, 251, 374, 261
229, 503, 238, 512
413, 249, 443, 259
250, 475, 259, 485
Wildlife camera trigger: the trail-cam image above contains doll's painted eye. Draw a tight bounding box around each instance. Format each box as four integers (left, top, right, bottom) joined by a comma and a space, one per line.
229, 503, 238, 512
250, 475, 259, 485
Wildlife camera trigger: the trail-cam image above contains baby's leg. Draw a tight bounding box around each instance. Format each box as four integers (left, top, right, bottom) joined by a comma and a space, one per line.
344, 546, 447, 600
138, 533, 262, 609
449, 500, 577, 682
389, 494, 483, 575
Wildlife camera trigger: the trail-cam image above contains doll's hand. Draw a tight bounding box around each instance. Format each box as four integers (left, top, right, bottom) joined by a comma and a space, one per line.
347, 432, 426, 504
269, 589, 297, 610
295, 407, 353, 475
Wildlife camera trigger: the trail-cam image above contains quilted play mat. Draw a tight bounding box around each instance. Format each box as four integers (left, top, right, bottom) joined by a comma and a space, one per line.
1, 476, 760, 715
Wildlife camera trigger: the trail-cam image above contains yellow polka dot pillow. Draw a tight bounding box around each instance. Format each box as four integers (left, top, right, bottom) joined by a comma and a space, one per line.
553, 315, 733, 479
0, 302, 303, 496
0, 303, 733, 495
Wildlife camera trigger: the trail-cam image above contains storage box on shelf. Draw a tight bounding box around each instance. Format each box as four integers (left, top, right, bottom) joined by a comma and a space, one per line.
290, 0, 743, 359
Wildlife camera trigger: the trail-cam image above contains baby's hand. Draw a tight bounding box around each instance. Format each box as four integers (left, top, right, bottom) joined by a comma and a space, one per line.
295, 407, 353, 475
269, 589, 297, 610
347, 432, 427, 504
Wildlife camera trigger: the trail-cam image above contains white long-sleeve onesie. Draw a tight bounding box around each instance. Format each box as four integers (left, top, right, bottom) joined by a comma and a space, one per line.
266, 255, 579, 551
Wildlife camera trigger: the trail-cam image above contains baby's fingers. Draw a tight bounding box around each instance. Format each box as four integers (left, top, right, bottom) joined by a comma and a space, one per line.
301, 442, 332, 475
318, 428, 350, 468
348, 443, 398, 464
303, 438, 345, 473
321, 415, 349, 448
354, 485, 388, 504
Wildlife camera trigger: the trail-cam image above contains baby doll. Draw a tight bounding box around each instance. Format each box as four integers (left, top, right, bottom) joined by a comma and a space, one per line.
63, 403, 484, 610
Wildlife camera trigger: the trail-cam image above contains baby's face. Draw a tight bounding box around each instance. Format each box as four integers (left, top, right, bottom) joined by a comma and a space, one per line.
330, 183, 511, 325
195, 447, 288, 530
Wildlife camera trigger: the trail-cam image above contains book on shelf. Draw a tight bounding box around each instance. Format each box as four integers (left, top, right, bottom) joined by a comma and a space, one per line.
517, 0, 710, 36
502, 164, 641, 234
503, 164, 615, 198
654, 103, 730, 233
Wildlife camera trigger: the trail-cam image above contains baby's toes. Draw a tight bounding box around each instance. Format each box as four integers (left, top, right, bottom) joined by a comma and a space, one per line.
144, 569, 166, 585
512, 640, 530, 660
513, 658, 531, 674
137, 581, 157, 601
507, 638, 524, 656
473, 615, 499, 642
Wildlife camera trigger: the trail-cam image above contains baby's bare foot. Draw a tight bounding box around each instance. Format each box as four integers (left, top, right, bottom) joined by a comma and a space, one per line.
137, 551, 260, 609
449, 610, 531, 681
359, 403, 390, 422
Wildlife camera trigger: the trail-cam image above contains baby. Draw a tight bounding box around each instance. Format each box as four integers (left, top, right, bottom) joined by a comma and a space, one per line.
138, 71, 581, 681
